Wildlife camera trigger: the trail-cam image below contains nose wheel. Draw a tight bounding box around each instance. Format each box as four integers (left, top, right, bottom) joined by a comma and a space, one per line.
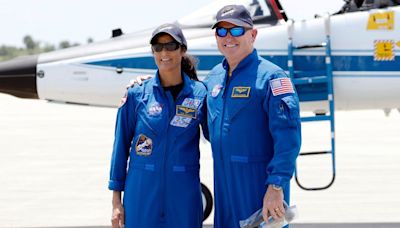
201, 183, 213, 221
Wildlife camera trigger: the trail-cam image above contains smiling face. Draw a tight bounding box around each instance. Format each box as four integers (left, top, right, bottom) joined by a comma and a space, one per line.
152, 34, 185, 75
215, 21, 257, 68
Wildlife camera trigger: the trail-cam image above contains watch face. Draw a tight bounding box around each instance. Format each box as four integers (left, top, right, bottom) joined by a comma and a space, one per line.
272, 184, 282, 190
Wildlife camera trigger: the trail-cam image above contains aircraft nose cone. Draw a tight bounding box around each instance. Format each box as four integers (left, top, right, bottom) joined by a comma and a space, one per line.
0, 55, 38, 99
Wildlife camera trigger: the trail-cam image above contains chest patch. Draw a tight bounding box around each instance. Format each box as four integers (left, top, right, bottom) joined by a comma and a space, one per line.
182, 98, 201, 109
211, 84, 223, 97
231, 86, 251, 98
135, 134, 153, 156
176, 105, 197, 119
170, 115, 192, 128
147, 102, 163, 116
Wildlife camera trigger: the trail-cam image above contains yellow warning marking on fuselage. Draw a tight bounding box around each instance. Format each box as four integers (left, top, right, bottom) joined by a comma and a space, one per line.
367, 11, 394, 30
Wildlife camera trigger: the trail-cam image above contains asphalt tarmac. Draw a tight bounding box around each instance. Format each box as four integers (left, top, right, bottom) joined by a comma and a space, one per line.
1, 93, 399, 227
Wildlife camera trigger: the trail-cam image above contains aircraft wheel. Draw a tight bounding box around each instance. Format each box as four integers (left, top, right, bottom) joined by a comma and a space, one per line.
201, 182, 213, 221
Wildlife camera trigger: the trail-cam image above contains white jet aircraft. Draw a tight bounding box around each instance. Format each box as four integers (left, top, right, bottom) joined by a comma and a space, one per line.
0, 0, 399, 220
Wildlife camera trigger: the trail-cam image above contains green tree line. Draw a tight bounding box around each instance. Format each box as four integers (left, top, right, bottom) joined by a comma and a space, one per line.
0, 35, 94, 61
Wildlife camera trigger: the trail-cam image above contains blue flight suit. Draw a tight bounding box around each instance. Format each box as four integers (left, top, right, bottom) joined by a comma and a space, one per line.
204, 49, 301, 228
108, 73, 208, 228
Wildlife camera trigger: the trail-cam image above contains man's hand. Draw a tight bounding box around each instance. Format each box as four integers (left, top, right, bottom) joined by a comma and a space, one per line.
111, 203, 125, 228
126, 75, 153, 89
262, 185, 285, 223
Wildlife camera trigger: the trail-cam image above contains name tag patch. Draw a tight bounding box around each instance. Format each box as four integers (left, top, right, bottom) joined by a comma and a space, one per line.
170, 115, 192, 128
231, 87, 251, 98
182, 98, 201, 109
135, 134, 153, 156
176, 105, 197, 119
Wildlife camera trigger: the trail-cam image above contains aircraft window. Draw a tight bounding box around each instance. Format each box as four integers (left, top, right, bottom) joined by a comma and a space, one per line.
178, 0, 278, 28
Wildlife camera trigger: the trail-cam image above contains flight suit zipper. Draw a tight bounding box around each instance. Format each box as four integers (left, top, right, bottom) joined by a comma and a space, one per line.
219, 73, 230, 161
160, 90, 181, 222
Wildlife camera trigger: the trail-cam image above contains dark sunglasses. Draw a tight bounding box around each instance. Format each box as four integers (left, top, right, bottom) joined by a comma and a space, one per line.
152, 41, 180, 52
215, 26, 251, 37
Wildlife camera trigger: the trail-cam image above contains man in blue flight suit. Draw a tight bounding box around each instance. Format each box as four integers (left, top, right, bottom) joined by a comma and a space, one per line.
204, 5, 301, 227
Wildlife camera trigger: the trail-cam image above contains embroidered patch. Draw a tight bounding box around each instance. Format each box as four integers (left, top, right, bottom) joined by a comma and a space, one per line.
231, 87, 251, 98
211, 84, 223, 97
135, 134, 153, 156
270, 78, 294, 96
170, 115, 192, 128
148, 102, 163, 116
176, 105, 197, 119
182, 98, 201, 109
119, 92, 127, 108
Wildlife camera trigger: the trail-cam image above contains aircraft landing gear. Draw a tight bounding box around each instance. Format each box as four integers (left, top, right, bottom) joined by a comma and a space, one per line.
201, 183, 213, 221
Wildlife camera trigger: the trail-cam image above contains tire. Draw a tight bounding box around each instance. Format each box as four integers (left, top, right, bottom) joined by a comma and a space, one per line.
201, 182, 213, 221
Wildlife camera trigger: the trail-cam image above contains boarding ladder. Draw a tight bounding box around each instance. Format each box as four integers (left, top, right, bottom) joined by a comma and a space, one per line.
287, 15, 336, 191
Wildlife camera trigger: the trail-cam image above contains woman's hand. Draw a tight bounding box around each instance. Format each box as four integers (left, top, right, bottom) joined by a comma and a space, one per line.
111, 191, 125, 228
111, 203, 125, 228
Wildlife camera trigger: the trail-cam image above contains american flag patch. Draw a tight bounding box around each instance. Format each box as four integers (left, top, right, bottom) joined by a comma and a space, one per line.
270, 78, 294, 96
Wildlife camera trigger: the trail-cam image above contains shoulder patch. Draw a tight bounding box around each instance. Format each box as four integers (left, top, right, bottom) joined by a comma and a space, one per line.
270, 78, 294, 96
119, 91, 128, 108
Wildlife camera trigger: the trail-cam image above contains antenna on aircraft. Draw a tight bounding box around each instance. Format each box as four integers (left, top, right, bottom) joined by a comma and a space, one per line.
111, 28, 123, 38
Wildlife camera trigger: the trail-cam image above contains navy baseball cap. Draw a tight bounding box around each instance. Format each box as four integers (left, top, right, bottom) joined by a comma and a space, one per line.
212, 4, 253, 29
150, 23, 187, 48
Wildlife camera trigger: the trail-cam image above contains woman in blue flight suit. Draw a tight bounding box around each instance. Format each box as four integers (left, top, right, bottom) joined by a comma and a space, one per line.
108, 23, 208, 228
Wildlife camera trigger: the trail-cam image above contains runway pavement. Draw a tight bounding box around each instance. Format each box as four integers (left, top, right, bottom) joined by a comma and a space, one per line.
25, 224, 400, 228
1, 93, 400, 227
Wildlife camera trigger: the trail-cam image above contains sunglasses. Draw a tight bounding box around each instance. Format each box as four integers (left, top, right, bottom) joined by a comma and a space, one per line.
152, 41, 180, 52
215, 26, 250, 37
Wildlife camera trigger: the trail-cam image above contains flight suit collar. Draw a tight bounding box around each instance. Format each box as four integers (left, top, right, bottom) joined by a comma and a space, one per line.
152, 70, 192, 98
222, 48, 258, 76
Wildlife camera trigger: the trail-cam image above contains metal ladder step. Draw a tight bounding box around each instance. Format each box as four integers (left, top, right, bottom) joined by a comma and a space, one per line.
293, 70, 327, 78
293, 75, 328, 85
301, 115, 331, 122
293, 44, 326, 49
299, 151, 332, 156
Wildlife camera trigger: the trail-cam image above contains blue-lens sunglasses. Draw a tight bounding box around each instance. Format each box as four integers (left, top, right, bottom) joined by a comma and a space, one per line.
216, 26, 251, 37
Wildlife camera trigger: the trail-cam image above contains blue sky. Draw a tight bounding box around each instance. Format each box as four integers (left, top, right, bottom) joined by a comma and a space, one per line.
0, 0, 344, 47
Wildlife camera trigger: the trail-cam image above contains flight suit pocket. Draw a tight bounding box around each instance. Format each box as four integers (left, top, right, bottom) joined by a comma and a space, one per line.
277, 96, 300, 127
131, 163, 156, 171
137, 114, 161, 136
226, 96, 253, 122
172, 164, 200, 173
230, 155, 269, 163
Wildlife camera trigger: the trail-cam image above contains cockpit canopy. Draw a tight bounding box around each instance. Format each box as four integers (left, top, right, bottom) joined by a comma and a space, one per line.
336, 0, 399, 14
177, 0, 287, 28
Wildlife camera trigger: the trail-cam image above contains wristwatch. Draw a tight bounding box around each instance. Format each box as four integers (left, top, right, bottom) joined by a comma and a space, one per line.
270, 184, 282, 191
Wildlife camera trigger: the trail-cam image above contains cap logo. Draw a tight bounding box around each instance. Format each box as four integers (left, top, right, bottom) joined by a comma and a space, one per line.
160, 26, 174, 31
221, 8, 235, 17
